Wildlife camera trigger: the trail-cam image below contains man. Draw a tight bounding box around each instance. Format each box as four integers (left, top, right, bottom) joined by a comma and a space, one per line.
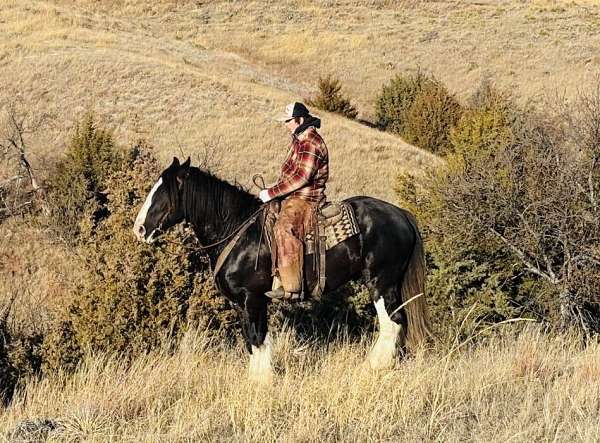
259, 102, 329, 300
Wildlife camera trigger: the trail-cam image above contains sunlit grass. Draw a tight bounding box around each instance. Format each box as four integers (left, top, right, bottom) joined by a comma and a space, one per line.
1, 327, 599, 441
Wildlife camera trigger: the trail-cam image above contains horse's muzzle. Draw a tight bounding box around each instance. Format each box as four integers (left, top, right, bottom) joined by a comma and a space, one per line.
133, 223, 146, 241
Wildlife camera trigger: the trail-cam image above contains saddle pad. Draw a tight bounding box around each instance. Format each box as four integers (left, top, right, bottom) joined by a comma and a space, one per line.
305, 202, 360, 254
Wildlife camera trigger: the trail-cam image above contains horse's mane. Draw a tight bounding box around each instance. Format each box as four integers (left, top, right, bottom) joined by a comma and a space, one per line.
176, 166, 261, 235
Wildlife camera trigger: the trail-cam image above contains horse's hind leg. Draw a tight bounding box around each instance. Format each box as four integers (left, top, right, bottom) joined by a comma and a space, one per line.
240, 294, 273, 383
367, 277, 405, 370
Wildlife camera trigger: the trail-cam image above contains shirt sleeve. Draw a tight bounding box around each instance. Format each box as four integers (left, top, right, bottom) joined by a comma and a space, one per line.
267, 138, 321, 199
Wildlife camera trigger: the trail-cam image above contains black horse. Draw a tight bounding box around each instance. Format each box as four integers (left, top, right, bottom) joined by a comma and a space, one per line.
133, 157, 429, 381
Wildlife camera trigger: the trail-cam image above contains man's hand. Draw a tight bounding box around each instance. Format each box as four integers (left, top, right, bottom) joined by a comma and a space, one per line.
259, 189, 272, 203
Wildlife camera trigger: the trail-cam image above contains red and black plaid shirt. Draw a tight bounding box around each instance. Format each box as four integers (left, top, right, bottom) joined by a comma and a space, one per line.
267, 126, 329, 204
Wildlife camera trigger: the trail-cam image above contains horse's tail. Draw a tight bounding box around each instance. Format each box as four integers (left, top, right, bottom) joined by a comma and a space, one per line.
400, 212, 431, 353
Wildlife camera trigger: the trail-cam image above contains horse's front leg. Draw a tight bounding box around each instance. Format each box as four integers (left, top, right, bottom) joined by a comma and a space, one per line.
240, 293, 273, 383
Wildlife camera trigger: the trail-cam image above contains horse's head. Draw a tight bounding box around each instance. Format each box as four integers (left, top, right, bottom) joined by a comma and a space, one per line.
133, 156, 190, 243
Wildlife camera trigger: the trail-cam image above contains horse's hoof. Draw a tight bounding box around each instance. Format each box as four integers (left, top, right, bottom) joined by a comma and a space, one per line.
368, 357, 395, 371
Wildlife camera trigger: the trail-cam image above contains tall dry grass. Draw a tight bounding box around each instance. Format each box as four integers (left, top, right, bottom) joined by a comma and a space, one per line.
1, 326, 600, 442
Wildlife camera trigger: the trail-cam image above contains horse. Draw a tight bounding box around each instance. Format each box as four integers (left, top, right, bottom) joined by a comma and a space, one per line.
133, 157, 430, 382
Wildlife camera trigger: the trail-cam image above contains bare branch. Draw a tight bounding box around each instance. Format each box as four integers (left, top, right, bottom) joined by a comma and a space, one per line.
455, 203, 561, 284
488, 226, 560, 284
0, 98, 51, 220
589, 157, 597, 211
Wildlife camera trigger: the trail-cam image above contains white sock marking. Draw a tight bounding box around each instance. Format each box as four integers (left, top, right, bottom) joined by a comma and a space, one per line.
369, 298, 401, 370
133, 177, 163, 241
248, 333, 273, 383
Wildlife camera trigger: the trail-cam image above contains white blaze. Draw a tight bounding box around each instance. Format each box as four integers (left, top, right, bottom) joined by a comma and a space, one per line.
368, 298, 401, 370
133, 177, 163, 242
248, 333, 273, 384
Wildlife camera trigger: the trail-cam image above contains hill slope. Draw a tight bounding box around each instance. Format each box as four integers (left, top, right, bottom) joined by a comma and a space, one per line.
3, 0, 599, 200
1, 0, 443, 203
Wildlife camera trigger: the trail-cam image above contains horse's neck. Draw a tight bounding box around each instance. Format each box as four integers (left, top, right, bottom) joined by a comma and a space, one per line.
184, 172, 260, 245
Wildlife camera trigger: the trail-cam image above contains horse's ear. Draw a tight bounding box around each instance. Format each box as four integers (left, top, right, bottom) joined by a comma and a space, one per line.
176, 157, 191, 188
171, 157, 180, 168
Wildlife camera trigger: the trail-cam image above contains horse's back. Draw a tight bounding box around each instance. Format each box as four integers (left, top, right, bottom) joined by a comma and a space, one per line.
343, 196, 417, 234
343, 195, 419, 263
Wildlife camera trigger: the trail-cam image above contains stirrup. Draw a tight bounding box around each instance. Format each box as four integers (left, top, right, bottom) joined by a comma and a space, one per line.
265, 287, 303, 301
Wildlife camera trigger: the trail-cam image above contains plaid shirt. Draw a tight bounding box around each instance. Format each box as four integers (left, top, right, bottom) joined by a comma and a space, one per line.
267, 126, 329, 204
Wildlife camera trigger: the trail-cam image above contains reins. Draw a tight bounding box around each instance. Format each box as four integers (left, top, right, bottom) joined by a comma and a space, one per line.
155, 205, 266, 253
198, 205, 265, 251
252, 174, 266, 191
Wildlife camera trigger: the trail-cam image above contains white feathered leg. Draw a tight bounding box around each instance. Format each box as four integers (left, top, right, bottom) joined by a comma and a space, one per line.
248, 333, 273, 383
368, 298, 401, 370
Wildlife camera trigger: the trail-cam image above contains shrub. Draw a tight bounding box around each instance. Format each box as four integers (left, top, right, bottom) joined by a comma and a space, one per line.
395, 85, 558, 339
43, 141, 238, 373
188, 270, 238, 339
399, 166, 552, 340
450, 81, 520, 160
403, 80, 463, 154
397, 83, 600, 337
46, 113, 125, 241
375, 71, 435, 135
376, 72, 463, 154
270, 281, 375, 340
0, 293, 46, 405
306, 75, 358, 119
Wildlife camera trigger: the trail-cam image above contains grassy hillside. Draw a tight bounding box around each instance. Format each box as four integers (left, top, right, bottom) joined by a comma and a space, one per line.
1, 0, 442, 204
2, 0, 599, 200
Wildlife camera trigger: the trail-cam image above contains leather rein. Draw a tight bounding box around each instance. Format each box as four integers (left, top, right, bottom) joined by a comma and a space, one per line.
154, 205, 265, 253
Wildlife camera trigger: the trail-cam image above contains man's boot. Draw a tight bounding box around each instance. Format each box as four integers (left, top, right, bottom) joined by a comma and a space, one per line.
265, 266, 303, 301
265, 286, 303, 301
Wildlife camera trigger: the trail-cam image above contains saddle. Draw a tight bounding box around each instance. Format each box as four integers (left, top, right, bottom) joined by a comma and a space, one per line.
263, 200, 360, 300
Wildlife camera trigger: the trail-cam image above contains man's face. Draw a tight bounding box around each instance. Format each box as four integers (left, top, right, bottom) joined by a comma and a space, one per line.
285, 117, 303, 134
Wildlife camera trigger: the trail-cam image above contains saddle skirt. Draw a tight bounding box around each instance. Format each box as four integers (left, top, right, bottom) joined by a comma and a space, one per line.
304, 202, 360, 254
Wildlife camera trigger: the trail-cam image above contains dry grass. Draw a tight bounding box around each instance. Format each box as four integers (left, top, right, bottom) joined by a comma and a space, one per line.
0, 0, 442, 204
46, 0, 600, 110
0, 217, 79, 334
1, 326, 599, 442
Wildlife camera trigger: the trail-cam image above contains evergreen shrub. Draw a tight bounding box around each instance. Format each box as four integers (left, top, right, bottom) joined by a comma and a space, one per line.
395, 83, 555, 340
307, 74, 358, 119
376, 72, 463, 154
43, 137, 237, 373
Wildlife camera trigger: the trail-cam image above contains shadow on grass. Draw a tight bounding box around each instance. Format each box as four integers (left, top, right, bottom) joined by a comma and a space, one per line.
268, 280, 376, 345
